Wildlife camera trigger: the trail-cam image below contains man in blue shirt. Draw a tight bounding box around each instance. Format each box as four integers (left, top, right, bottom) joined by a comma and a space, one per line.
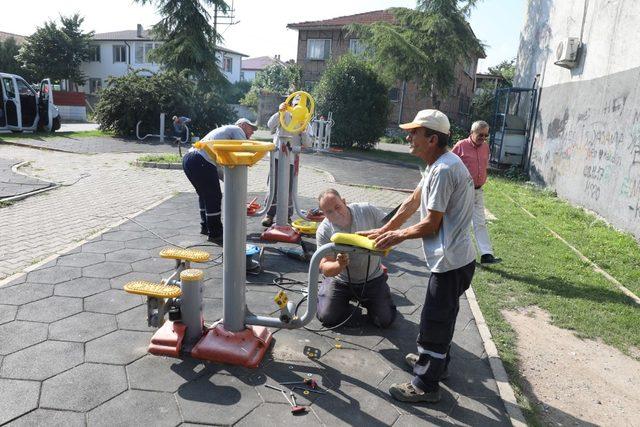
172, 116, 191, 142
182, 118, 257, 244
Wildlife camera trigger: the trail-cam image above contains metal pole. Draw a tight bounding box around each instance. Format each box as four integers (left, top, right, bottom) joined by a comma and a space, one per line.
180, 269, 204, 348
275, 137, 291, 226
222, 166, 248, 332
291, 153, 306, 219
159, 113, 165, 142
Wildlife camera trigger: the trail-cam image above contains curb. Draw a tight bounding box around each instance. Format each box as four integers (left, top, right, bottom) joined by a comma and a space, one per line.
465, 286, 527, 427
0, 161, 59, 203
135, 160, 183, 170
0, 139, 80, 154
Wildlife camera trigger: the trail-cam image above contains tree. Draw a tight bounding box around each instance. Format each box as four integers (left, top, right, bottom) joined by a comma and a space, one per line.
0, 38, 33, 81
348, 1, 484, 107
313, 55, 390, 149
17, 14, 93, 87
240, 63, 302, 109
488, 59, 515, 86
133, 0, 230, 88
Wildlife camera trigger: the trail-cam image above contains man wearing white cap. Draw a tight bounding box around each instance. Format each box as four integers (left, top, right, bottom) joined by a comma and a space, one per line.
182, 118, 257, 244
359, 109, 476, 403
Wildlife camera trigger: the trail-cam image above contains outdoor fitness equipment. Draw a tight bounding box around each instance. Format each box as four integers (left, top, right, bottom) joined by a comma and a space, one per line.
262, 91, 323, 243
123, 139, 391, 367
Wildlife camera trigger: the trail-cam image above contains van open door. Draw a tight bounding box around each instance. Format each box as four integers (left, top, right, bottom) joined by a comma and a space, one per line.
2, 75, 22, 131
38, 79, 60, 132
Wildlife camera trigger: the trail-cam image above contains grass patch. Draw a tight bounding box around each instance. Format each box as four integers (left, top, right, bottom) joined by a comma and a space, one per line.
0, 130, 112, 141
0, 200, 13, 208
137, 154, 182, 164
475, 176, 640, 423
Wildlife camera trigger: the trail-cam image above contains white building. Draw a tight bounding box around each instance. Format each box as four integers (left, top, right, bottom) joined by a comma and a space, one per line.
80, 25, 247, 94
240, 55, 285, 82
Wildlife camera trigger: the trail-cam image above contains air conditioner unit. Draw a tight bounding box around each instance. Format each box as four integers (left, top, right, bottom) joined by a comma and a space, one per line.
554, 37, 581, 69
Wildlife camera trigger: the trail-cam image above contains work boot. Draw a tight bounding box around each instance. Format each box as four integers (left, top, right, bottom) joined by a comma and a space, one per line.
261, 216, 273, 227
480, 254, 502, 264
208, 234, 223, 245
389, 382, 441, 403
200, 225, 208, 236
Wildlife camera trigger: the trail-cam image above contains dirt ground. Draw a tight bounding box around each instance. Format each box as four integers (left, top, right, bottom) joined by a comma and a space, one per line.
502, 307, 640, 426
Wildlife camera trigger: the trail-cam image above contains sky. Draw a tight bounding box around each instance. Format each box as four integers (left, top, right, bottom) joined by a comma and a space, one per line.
2, 0, 525, 72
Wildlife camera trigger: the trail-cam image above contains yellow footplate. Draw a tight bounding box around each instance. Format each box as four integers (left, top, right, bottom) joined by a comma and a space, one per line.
159, 247, 210, 263
124, 281, 182, 298
330, 232, 392, 255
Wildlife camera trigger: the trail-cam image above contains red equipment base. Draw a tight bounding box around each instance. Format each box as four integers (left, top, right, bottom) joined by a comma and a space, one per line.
148, 320, 186, 357
305, 213, 325, 222
261, 225, 301, 243
190, 324, 273, 368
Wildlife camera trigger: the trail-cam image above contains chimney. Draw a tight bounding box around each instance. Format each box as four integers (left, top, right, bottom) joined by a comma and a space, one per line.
275, 54, 280, 61
137, 24, 143, 38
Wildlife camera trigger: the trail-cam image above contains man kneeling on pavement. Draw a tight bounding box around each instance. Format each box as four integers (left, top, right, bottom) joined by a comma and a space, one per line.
315, 188, 397, 328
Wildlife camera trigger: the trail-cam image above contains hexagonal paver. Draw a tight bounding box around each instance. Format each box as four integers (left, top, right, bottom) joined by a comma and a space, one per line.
40, 363, 127, 412
319, 349, 392, 388
0, 379, 40, 424
26, 266, 82, 285
85, 330, 152, 364
176, 375, 262, 425
127, 355, 205, 392
0, 283, 53, 306
235, 403, 322, 426
85, 289, 143, 314
125, 237, 170, 250
49, 312, 117, 342
110, 271, 162, 290
0, 304, 18, 325
54, 276, 111, 298
83, 262, 132, 279
106, 249, 151, 264
16, 296, 83, 323
57, 252, 105, 268
1, 340, 83, 380
82, 239, 125, 254
87, 389, 181, 427
5, 409, 85, 426
0, 321, 48, 355
102, 230, 146, 241
311, 384, 400, 426
131, 258, 175, 274
116, 305, 156, 331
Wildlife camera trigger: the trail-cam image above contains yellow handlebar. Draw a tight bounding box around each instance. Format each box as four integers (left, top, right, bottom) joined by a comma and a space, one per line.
194, 139, 275, 166
279, 91, 315, 134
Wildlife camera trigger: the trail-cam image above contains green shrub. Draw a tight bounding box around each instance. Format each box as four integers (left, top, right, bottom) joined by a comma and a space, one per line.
94, 70, 233, 137
222, 81, 251, 104
240, 63, 302, 109
313, 55, 390, 149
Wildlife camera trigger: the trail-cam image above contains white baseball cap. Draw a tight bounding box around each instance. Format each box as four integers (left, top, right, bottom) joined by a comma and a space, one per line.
235, 118, 258, 130
399, 109, 450, 134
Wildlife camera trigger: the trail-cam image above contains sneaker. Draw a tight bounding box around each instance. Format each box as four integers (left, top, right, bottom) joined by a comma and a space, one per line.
200, 225, 208, 236
405, 353, 449, 380
261, 216, 273, 227
480, 254, 502, 264
389, 382, 441, 403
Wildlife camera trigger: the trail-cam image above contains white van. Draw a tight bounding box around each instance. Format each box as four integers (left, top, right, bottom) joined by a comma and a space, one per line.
0, 72, 61, 133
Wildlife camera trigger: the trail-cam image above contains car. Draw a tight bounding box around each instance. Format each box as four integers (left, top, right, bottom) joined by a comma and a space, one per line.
0, 72, 61, 133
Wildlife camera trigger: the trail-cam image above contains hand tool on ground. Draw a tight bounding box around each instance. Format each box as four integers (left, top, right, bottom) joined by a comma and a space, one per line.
264, 384, 306, 414
279, 378, 318, 389
290, 392, 307, 414
292, 385, 326, 395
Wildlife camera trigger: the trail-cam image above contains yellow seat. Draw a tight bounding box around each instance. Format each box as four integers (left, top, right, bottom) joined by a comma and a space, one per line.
159, 247, 210, 263
330, 232, 391, 256
124, 281, 182, 298
291, 219, 320, 235
193, 140, 274, 166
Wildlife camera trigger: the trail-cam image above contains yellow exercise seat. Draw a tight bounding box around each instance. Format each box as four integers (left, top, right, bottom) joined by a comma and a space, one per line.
291, 219, 320, 235
330, 232, 391, 256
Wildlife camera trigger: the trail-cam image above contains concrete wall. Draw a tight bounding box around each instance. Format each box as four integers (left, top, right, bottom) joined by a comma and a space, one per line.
515, 0, 640, 238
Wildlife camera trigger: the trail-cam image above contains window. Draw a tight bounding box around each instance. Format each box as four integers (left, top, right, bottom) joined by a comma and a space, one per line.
89, 78, 102, 94
463, 56, 475, 76
16, 79, 35, 97
223, 57, 233, 72
349, 38, 366, 55
88, 45, 101, 62
306, 39, 331, 60
135, 42, 160, 64
240, 71, 245, 81
113, 45, 127, 63
2, 78, 15, 99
